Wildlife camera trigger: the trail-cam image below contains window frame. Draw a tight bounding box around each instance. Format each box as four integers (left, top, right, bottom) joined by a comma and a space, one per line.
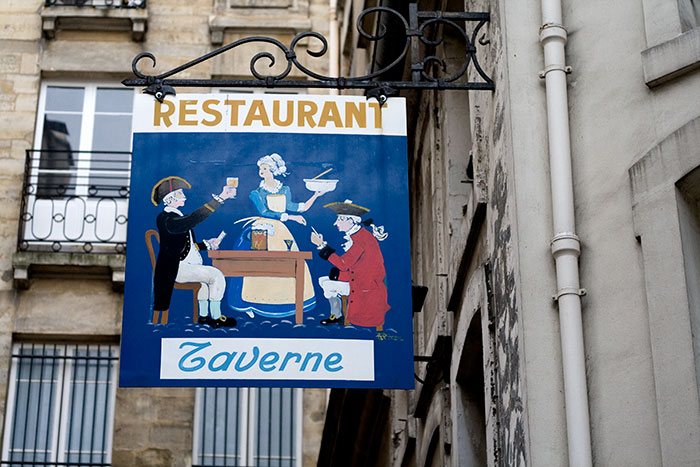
33, 80, 137, 198
1, 342, 120, 466
192, 387, 303, 467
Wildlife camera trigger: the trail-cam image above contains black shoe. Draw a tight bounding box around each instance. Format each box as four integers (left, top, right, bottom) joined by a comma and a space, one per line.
211, 315, 237, 328
197, 315, 236, 328
197, 315, 211, 326
321, 315, 343, 326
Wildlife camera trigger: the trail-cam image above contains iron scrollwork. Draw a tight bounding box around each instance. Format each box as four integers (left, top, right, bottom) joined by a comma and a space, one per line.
45, 0, 146, 8
17, 150, 130, 254
122, 4, 493, 101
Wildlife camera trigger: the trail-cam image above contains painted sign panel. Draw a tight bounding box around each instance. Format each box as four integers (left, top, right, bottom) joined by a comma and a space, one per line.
119, 93, 413, 388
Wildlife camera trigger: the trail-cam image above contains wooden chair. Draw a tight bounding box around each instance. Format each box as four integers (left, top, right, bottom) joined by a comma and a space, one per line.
145, 229, 201, 325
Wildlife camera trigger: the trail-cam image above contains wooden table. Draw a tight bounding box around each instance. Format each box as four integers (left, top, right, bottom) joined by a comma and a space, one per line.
208, 250, 313, 324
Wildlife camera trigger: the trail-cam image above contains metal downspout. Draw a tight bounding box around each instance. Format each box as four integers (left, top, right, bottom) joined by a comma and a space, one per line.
539, 1, 593, 466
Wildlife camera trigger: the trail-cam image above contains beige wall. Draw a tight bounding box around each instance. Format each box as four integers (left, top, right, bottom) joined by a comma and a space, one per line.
0, 1, 330, 465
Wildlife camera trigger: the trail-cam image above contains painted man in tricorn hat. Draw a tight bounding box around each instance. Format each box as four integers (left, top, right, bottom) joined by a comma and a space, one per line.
151, 176, 237, 327
310, 200, 390, 328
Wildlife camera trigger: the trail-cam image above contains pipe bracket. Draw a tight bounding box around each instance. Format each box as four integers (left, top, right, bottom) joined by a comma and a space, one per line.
553, 287, 587, 302
539, 64, 572, 78
539, 22, 568, 42
539, 22, 567, 33
551, 232, 581, 257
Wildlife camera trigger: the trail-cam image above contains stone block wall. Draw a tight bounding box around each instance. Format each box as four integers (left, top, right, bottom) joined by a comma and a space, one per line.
0, 1, 329, 465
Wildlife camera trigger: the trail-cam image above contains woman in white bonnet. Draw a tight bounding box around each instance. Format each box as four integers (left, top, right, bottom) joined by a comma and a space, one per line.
250, 153, 324, 224
227, 152, 326, 318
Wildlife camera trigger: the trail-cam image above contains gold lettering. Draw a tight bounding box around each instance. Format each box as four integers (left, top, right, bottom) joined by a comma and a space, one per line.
272, 100, 294, 126
201, 99, 222, 127
179, 100, 198, 126
154, 100, 175, 127
318, 101, 343, 128
368, 102, 383, 128
344, 101, 366, 128
244, 100, 271, 126
298, 100, 318, 128
224, 100, 246, 126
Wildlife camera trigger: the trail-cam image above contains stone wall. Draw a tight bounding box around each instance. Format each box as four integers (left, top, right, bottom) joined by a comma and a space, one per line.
0, 0, 44, 441
0, 1, 329, 465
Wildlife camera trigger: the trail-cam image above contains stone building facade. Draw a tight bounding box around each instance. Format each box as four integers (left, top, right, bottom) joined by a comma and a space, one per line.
318, 0, 700, 466
0, 1, 332, 466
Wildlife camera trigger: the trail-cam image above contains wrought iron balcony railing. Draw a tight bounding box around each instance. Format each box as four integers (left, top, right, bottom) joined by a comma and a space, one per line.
17, 150, 130, 254
44, 0, 146, 8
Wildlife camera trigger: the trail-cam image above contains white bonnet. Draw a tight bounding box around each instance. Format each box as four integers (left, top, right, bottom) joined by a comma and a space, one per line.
257, 153, 288, 176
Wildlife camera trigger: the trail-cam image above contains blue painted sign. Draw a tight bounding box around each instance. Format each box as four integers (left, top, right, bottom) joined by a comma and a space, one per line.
119, 93, 413, 388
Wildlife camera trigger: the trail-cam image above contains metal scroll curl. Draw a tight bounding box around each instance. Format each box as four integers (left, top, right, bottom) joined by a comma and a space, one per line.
122, 5, 494, 101
414, 15, 492, 86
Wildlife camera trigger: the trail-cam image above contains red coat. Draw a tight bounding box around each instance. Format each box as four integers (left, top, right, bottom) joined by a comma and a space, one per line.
321, 227, 390, 327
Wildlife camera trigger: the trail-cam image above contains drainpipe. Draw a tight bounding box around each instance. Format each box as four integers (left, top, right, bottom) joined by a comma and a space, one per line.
329, 0, 340, 95
539, 1, 593, 466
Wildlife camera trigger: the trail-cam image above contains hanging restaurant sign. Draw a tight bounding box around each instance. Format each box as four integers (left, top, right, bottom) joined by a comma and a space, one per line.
119, 93, 414, 389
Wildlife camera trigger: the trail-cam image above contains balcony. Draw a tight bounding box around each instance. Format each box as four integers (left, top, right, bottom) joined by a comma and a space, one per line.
42, 0, 148, 41
45, 0, 146, 7
13, 149, 130, 290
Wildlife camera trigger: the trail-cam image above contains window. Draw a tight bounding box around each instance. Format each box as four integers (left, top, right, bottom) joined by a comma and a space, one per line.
640, 0, 700, 86
679, 0, 700, 30
677, 168, 700, 391
454, 311, 487, 466
193, 387, 302, 467
1, 342, 119, 467
35, 82, 134, 198
629, 116, 700, 464
20, 82, 135, 252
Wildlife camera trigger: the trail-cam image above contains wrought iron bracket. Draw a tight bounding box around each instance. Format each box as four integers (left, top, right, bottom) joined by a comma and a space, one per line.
122, 3, 494, 103
413, 354, 450, 385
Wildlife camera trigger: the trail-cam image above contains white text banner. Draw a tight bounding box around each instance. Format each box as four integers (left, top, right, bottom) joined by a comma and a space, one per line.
160, 338, 375, 381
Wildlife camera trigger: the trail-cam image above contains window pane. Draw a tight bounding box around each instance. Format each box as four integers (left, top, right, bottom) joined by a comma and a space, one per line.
66, 348, 114, 465
38, 113, 81, 198
43, 113, 82, 152
38, 87, 83, 199
91, 114, 132, 152
45, 86, 84, 112
195, 387, 299, 467
88, 115, 131, 197
90, 103, 132, 197
5, 344, 60, 466
255, 388, 296, 467
95, 88, 133, 113
199, 387, 243, 466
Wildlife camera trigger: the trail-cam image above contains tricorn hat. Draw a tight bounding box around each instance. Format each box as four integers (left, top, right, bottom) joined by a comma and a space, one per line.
323, 200, 370, 217
151, 176, 191, 205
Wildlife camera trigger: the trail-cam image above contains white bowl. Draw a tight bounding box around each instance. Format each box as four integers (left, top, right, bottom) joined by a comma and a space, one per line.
303, 178, 338, 192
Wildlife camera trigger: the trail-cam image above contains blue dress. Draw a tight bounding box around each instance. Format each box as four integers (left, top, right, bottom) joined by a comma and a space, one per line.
225, 183, 316, 317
